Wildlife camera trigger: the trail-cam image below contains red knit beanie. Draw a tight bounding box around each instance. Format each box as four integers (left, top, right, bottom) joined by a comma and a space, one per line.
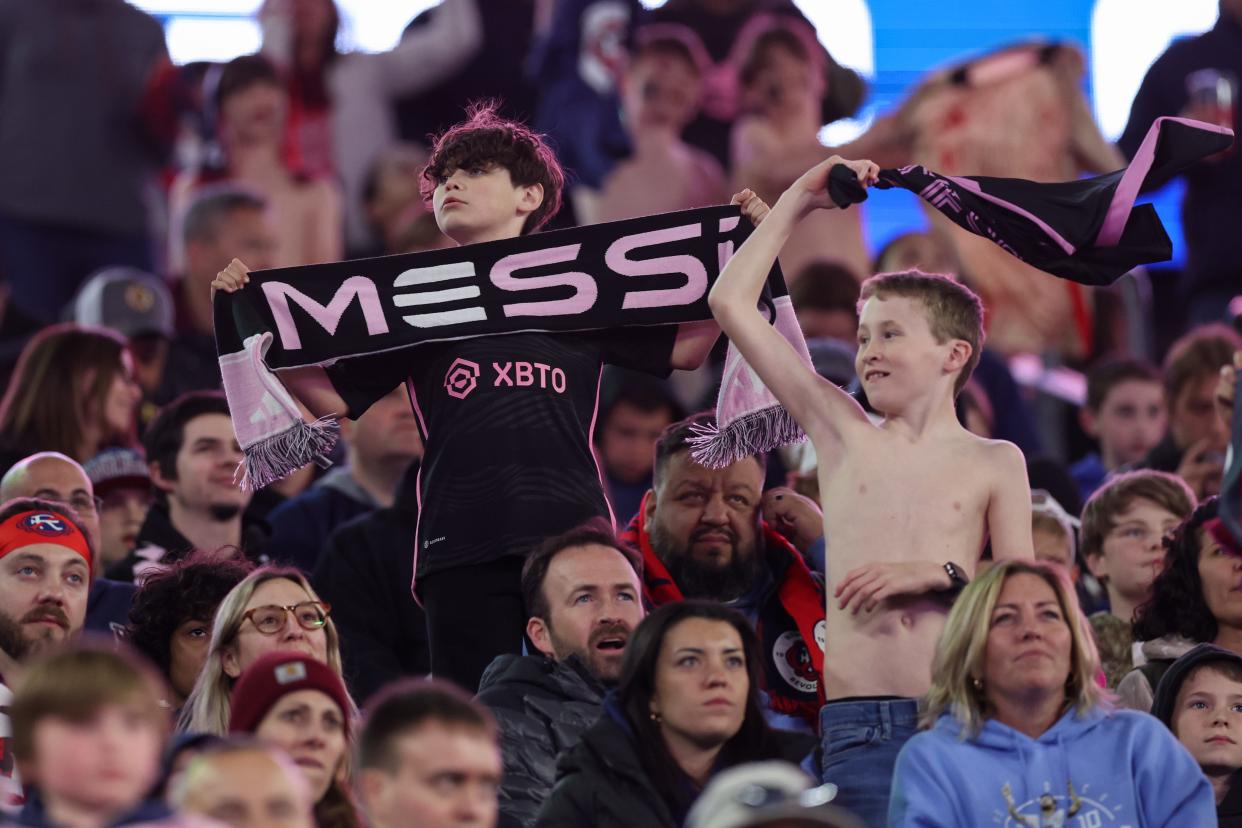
228, 651, 351, 736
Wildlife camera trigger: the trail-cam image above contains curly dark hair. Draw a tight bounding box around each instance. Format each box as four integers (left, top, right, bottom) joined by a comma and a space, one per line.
419, 101, 564, 234
1132, 498, 1220, 644
125, 550, 254, 677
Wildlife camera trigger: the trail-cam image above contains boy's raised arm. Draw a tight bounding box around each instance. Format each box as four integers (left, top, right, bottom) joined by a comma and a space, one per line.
708, 156, 878, 443
985, 441, 1036, 561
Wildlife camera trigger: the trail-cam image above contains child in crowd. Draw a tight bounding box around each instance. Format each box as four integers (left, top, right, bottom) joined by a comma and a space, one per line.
1072, 357, 1167, 499
1080, 470, 1195, 687
581, 28, 728, 224
10, 641, 186, 828
213, 103, 727, 693
1031, 490, 1080, 578
708, 156, 1034, 823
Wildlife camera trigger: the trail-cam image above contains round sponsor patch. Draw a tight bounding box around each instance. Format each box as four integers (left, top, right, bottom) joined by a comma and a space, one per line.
124, 283, 155, 312
813, 619, 826, 653
773, 630, 818, 694
18, 513, 71, 537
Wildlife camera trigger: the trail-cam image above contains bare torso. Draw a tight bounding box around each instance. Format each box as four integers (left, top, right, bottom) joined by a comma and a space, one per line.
817, 425, 995, 698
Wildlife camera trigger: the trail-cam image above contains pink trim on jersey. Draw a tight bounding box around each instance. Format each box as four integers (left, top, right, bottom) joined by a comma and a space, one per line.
407, 377, 427, 606
587, 365, 618, 531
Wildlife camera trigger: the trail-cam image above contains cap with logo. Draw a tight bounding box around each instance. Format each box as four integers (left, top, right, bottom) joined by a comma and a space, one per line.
228, 651, 351, 736
0, 509, 93, 577
83, 448, 151, 498
71, 266, 174, 340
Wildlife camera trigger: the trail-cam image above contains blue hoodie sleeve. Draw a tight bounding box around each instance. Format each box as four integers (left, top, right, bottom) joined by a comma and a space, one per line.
1127, 712, 1216, 826
887, 732, 963, 828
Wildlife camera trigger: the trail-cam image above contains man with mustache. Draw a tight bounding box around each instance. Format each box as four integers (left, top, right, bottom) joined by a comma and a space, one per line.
621, 412, 827, 731
476, 519, 644, 828
0, 497, 91, 811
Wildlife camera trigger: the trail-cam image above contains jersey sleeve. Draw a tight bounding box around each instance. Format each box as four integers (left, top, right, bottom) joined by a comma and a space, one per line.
593, 325, 678, 377
323, 349, 412, 420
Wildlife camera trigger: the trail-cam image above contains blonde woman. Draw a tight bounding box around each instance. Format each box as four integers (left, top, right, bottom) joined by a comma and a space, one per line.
178, 566, 356, 735
887, 560, 1212, 827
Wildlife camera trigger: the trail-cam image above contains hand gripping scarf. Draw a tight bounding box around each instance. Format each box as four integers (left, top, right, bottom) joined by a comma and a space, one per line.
690, 116, 1234, 468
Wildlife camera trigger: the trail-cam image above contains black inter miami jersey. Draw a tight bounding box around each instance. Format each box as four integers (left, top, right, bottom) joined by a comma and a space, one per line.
326, 329, 675, 582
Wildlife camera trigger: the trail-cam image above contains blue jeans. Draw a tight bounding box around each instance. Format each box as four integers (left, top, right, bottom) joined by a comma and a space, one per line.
820, 698, 920, 828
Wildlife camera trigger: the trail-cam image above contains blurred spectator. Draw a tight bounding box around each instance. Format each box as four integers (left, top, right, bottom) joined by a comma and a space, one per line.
620, 413, 824, 729
0, 275, 43, 396
730, 17, 868, 281
125, 551, 254, 711
1151, 644, 1242, 821
0, 325, 142, 477
9, 642, 188, 828
1139, 323, 1242, 499
0, 454, 138, 634
1073, 358, 1167, 500
1118, 0, 1242, 325
594, 376, 684, 524
170, 55, 341, 270
534, 602, 814, 827
0, 0, 177, 322
163, 186, 277, 406
684, 760, 861, 828
179, 567, 349, 736
788, 262, 859, 344
109, 392, 267, 584
873, 231, 961, 278
266, 385, 422, 573
1030, 490, 1080, 578
0, 498, 94, 810
258, 0, 483, 253
172, 737, 316, 828
312, 464, 426, 705
579, 26, 728, 225
69, 267, 177, 432
1119, 498, 1228, 712
476, 519, 645, 828
888, 560, 1214, 825
1079, 470, 1195, 688
361, 144, 452, 257
228, 651, 359, 828
84, 448, 155, 570
355, 679, 502, 828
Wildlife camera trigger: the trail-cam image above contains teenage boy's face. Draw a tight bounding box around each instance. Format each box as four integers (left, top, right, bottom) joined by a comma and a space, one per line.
432, 164, 538, 244
856, 295, 956, 413
1173, 666, 1242, 773
1090, 380, 1167, 467
162, 414, 251, 517
31, 702, 163, 817
1088, 497, 1182, 606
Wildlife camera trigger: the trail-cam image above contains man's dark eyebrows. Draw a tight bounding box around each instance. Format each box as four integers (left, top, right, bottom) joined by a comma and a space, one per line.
191, 437, 223, 449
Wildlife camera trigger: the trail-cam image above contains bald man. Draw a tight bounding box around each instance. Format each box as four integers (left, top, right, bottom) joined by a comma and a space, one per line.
172, 740, 316, 828
0, 452, 136, 633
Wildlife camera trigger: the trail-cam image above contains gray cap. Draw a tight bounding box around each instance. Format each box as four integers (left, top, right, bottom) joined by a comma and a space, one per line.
72, 267, 174, 339
83, 447, 151, 496
685, 762, 863, 828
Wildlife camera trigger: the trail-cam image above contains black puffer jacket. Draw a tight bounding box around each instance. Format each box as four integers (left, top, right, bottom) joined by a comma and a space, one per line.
534, 700, 816, 828
476, 654, 606, 828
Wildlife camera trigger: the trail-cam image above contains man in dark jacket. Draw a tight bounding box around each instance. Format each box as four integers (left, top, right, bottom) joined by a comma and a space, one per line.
620, 413, 826, 731
476, 519, 645, 828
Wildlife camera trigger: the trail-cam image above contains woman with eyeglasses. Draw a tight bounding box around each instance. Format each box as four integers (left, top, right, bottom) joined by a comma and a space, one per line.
888, 559, 1213, 827
178, 566, 356, 736
535, 602, 815, 828
228, 650, 360, 828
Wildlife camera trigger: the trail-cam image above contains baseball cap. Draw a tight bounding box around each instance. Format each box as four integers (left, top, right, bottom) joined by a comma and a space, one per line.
83, 448, 151, 497
685, 762, 862, 828
72, 267, 175, 339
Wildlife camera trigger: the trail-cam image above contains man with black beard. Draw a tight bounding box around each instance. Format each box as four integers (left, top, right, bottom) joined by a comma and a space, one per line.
0, 497, 91, 810
476, 519, 644, 828
620, 412, 827, 730
108, 392, 269, 582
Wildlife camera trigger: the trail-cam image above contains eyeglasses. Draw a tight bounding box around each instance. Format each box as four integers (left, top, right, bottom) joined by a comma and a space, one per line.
241, 602, 331, 635
37, 492, 103, 515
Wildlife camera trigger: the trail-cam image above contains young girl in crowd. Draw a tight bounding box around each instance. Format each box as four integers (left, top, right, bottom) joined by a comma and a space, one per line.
889, 559, 1213, 826
179, 566, 355, 735
535, 602, 813, 828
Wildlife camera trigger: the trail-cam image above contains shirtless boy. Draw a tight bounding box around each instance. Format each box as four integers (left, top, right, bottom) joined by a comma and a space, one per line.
709, 156, 1034, 824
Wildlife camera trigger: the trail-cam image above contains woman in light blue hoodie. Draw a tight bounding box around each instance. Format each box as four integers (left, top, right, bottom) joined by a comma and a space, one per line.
889, 559, 1214, 827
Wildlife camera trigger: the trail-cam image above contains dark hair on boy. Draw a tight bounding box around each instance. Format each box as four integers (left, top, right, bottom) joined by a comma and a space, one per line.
790, 261, 862, 320
652, 412, 767, 488
214, 54, 281, 113
630, 27, 705, 77
1084, 356, 1162, 412
858, 270, 985, 397
357, 678, 495, 771
1162, 323, 1242, 405
1079, 470, 1195, 561
419, 101, 565, 234
521, 518, 642, 621
125, 549, 255, 677
143, 392, 231, 482
183, 185, 268, 248
595, 376, 686, 444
